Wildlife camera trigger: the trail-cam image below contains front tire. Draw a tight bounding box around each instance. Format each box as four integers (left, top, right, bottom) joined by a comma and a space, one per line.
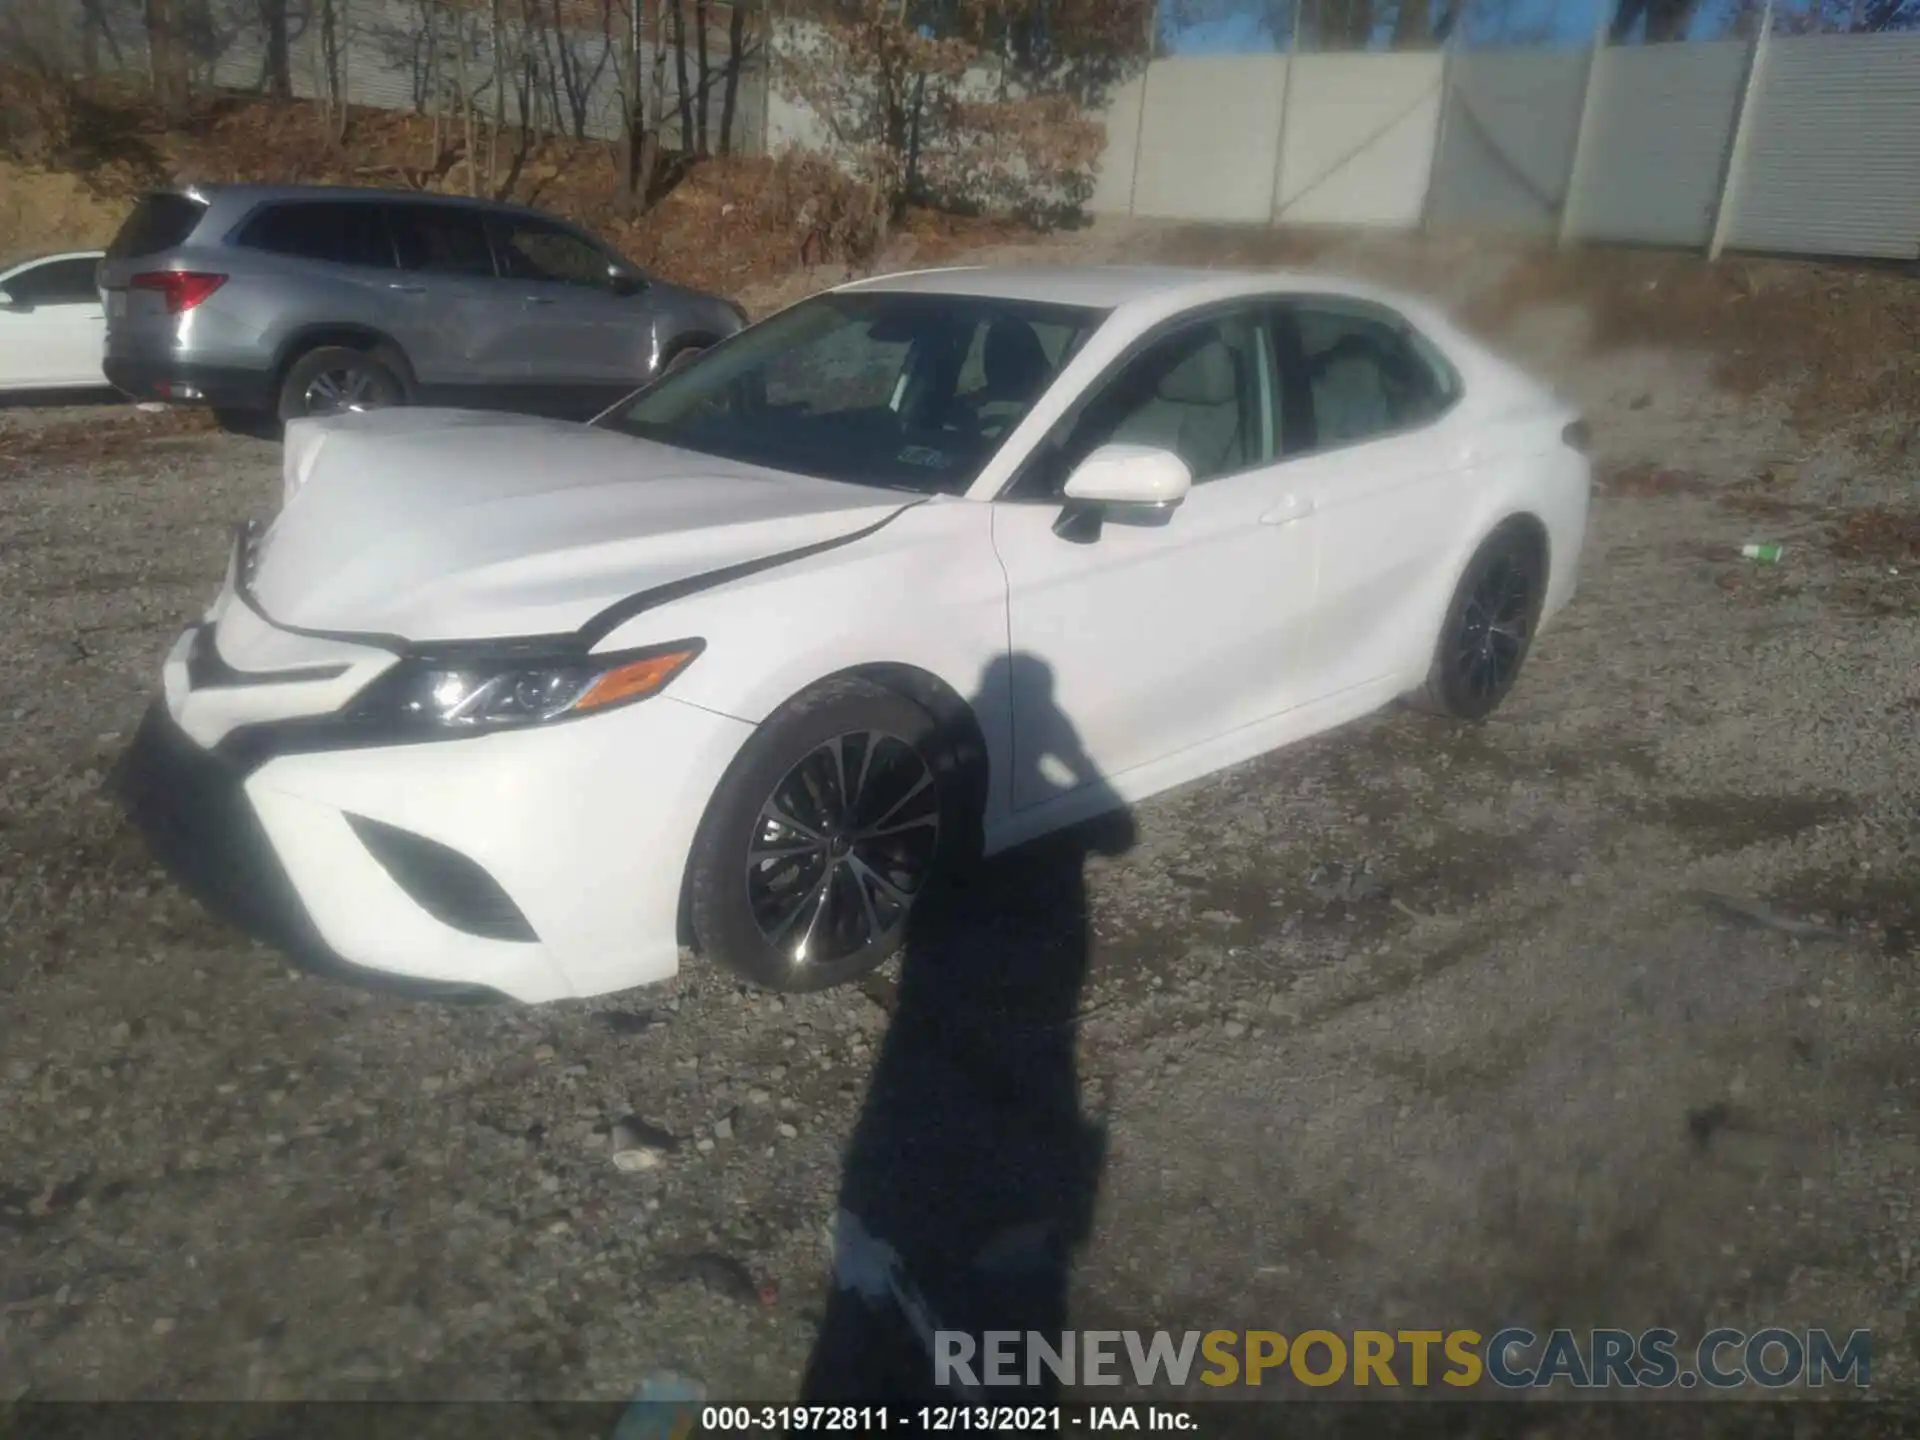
687, 678, 956, 993
1417, 519, 1548, 722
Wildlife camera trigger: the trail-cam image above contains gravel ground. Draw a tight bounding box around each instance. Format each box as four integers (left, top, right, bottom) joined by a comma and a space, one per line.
1, 227, 1916, 1415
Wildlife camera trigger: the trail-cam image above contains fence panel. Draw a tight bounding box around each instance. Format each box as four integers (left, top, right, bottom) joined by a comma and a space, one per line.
1428, 50, 1586, 236
1274, 52, 1442, 228
1084, 70, 1148, 217
1131, 55, 1289, 223
1566, 40, 1745, 248
1720, 32, 1920, 261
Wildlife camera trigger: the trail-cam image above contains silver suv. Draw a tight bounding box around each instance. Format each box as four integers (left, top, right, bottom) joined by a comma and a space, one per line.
99, 184, 747, 426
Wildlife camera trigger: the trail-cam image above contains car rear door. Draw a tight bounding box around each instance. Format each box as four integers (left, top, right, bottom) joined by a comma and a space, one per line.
0, 256, 107, 388
988, 303, 1324, 813
381, 202, 522, 395
486, 214, 649, 389
1268, 297, 1480, 697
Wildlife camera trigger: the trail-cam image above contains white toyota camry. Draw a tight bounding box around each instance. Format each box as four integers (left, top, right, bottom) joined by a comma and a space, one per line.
117, 265, 1590, 1003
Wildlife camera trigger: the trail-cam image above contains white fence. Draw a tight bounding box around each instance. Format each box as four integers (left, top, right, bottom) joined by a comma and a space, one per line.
1011, 31, 1920, 261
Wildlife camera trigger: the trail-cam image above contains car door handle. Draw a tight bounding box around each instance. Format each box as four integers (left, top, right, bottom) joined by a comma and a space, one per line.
525, 295, 557, 307
388, 283, 427, 295
1260, 493, 1316, 525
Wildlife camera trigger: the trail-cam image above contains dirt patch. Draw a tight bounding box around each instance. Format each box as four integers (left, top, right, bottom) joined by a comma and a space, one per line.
0, 406, 221, 470
1660, 792, 1857, 852
1829, 507, 1920, 565
1768, 867, 1920, 957
1465, 248, 1920, 436
1604, 463, 1711, 498
0, 163, 128, 257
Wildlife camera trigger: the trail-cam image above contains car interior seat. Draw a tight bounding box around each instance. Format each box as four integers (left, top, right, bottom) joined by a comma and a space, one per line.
1110, 335, 1246, 480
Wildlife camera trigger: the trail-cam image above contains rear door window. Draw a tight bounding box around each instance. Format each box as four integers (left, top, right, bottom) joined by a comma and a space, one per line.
236, 201, 395, 269
1275, 300, 1458, 456
106, 193, 208, 260
6, 257, 102, 306
386, 205, 498, 278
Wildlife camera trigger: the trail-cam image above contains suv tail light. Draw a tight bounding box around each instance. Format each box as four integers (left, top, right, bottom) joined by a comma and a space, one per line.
130, 271, 227, 314
1562, 418, 1592, 453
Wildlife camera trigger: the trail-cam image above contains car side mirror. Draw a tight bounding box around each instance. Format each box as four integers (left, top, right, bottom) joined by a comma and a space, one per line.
609, 267, 648, 297
1054, 444, 1192, 544
0, 290, 29, 314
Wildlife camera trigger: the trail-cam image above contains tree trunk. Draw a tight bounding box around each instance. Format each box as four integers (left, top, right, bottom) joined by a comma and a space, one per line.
640, 0, 668, 204
620, 0, 642, 208
144, 0, 190, 118
261, 0, 292, 98
693, 0, 709, 154
717, 0, 744, 155
1392, 0, 1428, 44
489, 0, 506, 191
669, 0, 694, 155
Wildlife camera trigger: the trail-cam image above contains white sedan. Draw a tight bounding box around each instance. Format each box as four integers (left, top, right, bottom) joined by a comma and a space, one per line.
117, 266, 1590, 1003
0, 250, 109, 393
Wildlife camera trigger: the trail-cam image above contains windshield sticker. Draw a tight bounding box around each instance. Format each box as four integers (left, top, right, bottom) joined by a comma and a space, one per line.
897, 445, 955, 469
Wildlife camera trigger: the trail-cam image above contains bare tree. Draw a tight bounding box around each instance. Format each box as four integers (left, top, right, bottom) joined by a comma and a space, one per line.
718, 0, 763, 156
312, 0, 351, 142
668, 0, 694, 152
257, 0, 293, 97
1610, 0, 1702, 41
693, 0, 709, 152
145, 0, 192, 117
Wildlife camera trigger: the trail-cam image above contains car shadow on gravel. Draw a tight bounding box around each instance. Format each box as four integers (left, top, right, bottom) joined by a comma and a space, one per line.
800, 654, 1135, 1405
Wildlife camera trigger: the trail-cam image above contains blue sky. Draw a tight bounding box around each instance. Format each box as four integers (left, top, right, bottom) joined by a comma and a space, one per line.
1158, 0, 1745, 50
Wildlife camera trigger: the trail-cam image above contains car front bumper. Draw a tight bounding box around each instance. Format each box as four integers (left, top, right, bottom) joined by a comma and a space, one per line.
118, 623, 756, 1004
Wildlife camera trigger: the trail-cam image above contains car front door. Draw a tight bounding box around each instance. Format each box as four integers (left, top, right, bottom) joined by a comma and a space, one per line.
0, 256, 106, 389
989, 305, 1323, 813
1269, 298, 1478, 698
381, 202, 522, 397
488, 216, 648, 393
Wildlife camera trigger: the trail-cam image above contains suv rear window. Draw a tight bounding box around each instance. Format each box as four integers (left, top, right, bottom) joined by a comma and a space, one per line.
107, 193, 208, 260
237, 200, 396, 269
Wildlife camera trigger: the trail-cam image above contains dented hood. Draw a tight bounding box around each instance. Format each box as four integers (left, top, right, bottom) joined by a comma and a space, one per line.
248, 409, 909, 642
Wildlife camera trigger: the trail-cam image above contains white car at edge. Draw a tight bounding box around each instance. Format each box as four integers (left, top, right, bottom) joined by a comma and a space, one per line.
116, 265, 1591, 1004
0, 250, 110, 393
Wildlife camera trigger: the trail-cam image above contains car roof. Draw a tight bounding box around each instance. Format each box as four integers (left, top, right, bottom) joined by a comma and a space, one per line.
836, 263, 1428, 315
171, 182, 564, 221
1, 249, 105, 272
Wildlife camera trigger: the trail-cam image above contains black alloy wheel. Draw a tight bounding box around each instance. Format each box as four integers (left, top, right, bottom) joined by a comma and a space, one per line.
1421, 521, 1547, 721
746, 729, 941, 969
687, 677, 958, 992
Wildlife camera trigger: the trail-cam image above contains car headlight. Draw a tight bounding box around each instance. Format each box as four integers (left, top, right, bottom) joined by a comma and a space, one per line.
382, 641, 704, 730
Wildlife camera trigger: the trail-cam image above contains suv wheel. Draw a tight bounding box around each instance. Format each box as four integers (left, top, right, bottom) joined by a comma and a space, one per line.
278, 346, 405, 423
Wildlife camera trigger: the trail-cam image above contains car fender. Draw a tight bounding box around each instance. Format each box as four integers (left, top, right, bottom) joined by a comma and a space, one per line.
584, 498, 1016, 822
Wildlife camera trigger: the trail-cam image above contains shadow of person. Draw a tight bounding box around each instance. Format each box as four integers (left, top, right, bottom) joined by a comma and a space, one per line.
800, 653, 1137, 1406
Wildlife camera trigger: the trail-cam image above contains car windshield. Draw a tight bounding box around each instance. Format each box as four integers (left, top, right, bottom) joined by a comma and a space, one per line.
600, 291, 1108, 494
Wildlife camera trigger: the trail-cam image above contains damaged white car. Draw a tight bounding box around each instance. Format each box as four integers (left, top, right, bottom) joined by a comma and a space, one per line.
117, 265, 1590, 1003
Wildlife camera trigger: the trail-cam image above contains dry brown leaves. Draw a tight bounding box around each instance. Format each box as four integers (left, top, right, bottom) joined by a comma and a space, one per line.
0, 406, 220, 470
1467, 247, 1920, 438
1829, 507, 1920, 565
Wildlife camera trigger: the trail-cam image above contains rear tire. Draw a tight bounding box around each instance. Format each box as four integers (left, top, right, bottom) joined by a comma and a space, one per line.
276, 345, 405, 424
687, 678, 962, 993
1416, 519, 1548, 722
